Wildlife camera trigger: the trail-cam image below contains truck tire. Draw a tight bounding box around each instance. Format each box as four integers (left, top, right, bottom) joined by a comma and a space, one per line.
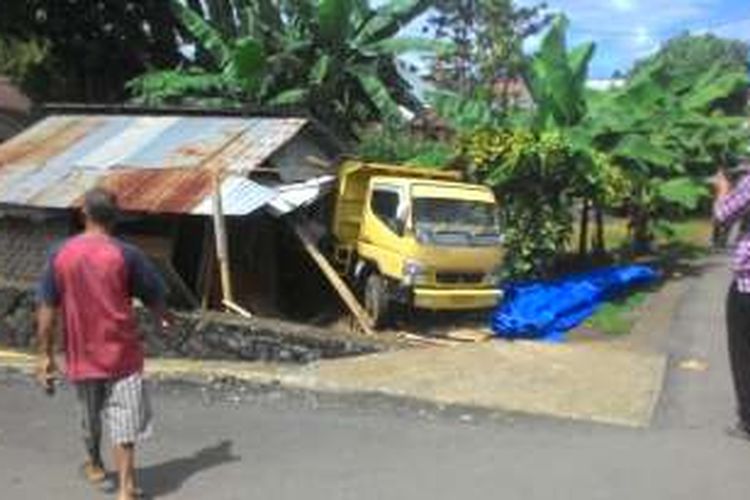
365, 273, 390, 329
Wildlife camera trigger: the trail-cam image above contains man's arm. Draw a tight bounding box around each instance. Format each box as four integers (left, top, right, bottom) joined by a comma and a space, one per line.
35, 251, 60, 387
36, 304, 57, 385
122, 243, 170, 332
714, 170, 750, 226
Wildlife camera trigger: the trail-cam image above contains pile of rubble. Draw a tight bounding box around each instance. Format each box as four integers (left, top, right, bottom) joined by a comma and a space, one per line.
0, 287, 385, 364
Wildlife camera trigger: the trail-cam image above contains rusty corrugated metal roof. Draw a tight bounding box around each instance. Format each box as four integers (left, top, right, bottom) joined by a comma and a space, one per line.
0, 114, 308, 215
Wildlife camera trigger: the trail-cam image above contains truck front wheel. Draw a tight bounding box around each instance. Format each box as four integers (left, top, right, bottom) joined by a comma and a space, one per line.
365, 273, 391, 329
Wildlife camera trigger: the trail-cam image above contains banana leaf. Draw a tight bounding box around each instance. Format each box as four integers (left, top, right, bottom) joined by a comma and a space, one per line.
612, 135, 676, 168
224, 37, 265, 92
656, 177, 709, 210
357, 0, 431, 45
171, 0, 230, 66
318, 0, 353, 48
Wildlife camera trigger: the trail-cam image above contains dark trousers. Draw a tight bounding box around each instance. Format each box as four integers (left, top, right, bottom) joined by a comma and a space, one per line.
726, 283, 750, 426
75, 380, 109, 467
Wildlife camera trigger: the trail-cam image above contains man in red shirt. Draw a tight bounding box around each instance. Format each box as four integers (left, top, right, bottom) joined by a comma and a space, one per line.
36, 187, 168, 500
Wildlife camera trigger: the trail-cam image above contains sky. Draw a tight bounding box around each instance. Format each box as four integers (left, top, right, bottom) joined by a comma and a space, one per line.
520, 0, 750, 77
395, 0, 750, 79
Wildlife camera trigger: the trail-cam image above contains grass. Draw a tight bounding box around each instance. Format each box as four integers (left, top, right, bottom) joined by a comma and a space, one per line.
583, 291, 649, 336
572, 217, 712, 337
659, 219, 714, 248
571, 217, 713, 253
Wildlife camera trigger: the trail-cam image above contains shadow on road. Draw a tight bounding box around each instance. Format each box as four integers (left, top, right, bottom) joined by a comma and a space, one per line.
138, 439, 240, 498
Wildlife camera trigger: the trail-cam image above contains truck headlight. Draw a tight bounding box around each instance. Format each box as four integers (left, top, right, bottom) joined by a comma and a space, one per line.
403, 260, 430, 286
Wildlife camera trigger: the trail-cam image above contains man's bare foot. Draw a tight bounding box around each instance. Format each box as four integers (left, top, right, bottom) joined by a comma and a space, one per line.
117, 486, 145, 500
82, 460, 107, 484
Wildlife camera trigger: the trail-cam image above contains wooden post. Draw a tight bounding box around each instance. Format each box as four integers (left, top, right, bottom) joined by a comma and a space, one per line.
222, 299, 253, 318
578, 198, 590, 257
292, 222, 375, 336
593, 205, 606, 256
196, 219, 216, 312
212, 174, 234, 304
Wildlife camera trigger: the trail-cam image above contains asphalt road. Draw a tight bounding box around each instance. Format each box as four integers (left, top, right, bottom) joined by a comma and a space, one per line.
2, 255, 750, 500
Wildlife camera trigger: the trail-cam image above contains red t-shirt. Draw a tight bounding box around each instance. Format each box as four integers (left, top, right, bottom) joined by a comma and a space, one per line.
37, 234, 165, 381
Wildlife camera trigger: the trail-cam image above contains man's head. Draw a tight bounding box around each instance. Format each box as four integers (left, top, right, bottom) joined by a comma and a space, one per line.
82, 187, 119, 232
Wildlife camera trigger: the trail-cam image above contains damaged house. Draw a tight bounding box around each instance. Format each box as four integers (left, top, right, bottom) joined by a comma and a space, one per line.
0, 112, 344, 321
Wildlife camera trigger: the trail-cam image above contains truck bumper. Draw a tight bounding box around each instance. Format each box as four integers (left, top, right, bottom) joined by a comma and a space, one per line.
412, 288, 502, 310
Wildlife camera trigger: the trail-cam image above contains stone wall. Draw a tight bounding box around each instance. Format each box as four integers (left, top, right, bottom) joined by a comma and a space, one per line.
0, 212, 71, 286
0, 287, 386, 364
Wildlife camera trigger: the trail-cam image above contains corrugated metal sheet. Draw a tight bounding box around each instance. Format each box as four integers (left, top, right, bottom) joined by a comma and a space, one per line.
266, 176, 335, 216
0, 114, 308, 215
192, 176, 277, 216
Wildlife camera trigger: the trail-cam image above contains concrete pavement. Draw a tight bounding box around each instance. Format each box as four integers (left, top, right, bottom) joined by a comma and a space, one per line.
1, 337, 667, 429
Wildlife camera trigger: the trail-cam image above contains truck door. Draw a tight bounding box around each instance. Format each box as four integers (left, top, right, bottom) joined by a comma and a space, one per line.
360, 183, 407, 279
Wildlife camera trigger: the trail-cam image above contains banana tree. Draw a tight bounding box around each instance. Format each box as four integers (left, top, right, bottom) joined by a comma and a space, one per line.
521, 15, 612, 256
522, 16, 595, 132
576, 61, 749, 252
521, 16, 749, 254
0, 37, 48, 86
128, 0, 436, 136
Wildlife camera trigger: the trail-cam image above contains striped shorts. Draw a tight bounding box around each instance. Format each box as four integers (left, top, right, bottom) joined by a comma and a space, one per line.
75, 372, 153, 447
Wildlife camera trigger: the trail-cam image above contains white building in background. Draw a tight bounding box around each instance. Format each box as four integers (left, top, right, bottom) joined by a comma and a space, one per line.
586, 78, 626, 91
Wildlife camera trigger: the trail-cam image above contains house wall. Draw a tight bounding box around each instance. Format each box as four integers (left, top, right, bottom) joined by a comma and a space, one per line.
0, 209, 72, 286
0, 208, 342, 323
270, 133, 332, 183
0, 77, 31, 143
0, 208, 289, 315
0, 112, 25, 142
227, 213, 280, 316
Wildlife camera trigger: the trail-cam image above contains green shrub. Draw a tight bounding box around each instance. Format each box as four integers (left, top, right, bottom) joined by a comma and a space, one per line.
356, 126, 455, 168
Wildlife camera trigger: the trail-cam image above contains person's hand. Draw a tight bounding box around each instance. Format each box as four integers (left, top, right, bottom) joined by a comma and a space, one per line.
712, 168, 732, 198
36, 355, 57, 391
160, 310, 176, 334
151, 308, 176, 336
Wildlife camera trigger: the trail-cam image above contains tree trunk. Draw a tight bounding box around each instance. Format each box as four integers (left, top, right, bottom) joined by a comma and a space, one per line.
578, 199, 590, 257
630, 206, 652, 255
593, 205, 606, 255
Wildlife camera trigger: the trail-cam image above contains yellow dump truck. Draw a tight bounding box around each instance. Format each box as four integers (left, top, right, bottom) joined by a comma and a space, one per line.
331, 161, 504, 327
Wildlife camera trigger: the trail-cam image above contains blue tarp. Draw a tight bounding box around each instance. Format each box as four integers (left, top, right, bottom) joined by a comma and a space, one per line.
491, 265, 660, 342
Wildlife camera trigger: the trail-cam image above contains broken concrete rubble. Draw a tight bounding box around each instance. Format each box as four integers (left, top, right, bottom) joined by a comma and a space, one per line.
0, 287, 387, 364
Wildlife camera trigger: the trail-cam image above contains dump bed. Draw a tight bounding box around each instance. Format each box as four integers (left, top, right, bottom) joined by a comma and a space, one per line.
331, 160, 462, 246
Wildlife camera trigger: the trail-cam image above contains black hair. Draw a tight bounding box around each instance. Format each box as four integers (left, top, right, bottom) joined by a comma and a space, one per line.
83, 187, 119, 229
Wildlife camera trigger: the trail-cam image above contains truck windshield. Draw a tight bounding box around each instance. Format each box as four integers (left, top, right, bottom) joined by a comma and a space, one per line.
412, 198, 501, 247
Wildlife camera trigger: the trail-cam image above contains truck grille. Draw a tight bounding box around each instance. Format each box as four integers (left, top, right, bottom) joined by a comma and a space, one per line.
436, 272, 485, 284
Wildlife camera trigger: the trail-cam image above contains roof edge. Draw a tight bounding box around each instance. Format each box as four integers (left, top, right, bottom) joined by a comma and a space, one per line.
41, 102, 311, 119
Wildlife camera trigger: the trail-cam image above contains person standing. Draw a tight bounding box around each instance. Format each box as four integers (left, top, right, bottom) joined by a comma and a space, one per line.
36, 187, 168, 500
714, 167, 750, 438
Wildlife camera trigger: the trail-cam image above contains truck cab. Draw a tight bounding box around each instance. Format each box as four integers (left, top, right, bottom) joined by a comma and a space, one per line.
332, 161, 504, 327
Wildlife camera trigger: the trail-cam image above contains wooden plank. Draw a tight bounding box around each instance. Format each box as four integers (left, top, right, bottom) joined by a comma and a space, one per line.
292, 222, 376, 336
223, 299, 253, 318
443, 329, 493, 343
196, 219, 215, 311
212, 174, 234, 303
159, 261, 200, 309
396, 332, 461, 347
